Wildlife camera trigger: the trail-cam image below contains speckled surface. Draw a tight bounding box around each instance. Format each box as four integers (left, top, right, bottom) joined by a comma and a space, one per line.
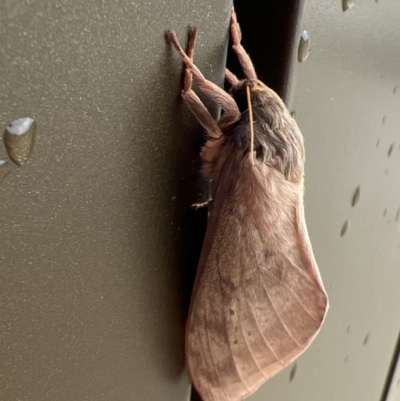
3, 1, 400, 401
245, 1, 400, 400
0, 1, 231, 400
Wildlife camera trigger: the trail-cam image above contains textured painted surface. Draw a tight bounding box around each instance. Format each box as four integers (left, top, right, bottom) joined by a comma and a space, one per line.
386, 341, 400, 401
2, 1, 400, 400
246, 1, 400, 400
0, 1, 231, 400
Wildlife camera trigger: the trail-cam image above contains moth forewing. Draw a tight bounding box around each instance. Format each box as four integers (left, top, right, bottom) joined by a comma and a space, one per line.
168, 7, 328, 401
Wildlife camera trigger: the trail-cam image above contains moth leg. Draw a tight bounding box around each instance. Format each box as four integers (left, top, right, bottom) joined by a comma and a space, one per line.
225, 68, 239, 87
230, 7, 257, 80
183, 27, 196, 92
167, 29, 241, 130
191, 199, 212, 209
176, 28, 223, 139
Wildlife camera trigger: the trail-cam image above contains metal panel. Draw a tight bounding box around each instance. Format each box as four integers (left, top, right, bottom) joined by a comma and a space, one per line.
244, 0, 400, 400
0, 1, 231, 400
2, 0, 400, 400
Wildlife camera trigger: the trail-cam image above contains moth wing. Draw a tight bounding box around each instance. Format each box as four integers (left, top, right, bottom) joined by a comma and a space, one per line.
186, 154, 328, 401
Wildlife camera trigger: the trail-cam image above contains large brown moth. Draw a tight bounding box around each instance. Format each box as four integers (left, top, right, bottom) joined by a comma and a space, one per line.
167, 7, 328, 401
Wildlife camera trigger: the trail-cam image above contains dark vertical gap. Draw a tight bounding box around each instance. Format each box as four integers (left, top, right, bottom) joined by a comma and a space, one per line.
190, 386, 203, 401
380, 331, 400, 401
181, 206, 208, 310
226, 0, 305, 104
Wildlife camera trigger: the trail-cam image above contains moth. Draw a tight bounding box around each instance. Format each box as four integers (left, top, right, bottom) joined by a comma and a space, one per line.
167, 7, 328, 401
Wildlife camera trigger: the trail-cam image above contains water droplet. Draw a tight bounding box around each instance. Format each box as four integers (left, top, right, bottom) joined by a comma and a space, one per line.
290, 110, 296, 119
363, 333, 369, 345
340, 220, 349, 237
0, 160, 11, 184
298, 30, 310, 63
382, 115, 386, 124
4, 117, 36, 166
289, 362, 297, 382
394, 84, 398, 94
352, 185, 360, 207
346, 325, 351, 333
388, 142, 394, 157
383, 207, 388, 216
396, 208, 400, 222
385, 169, 389, 175
344, 356, 349, 363
376, 139, 380, 148
342, 0, 355, 12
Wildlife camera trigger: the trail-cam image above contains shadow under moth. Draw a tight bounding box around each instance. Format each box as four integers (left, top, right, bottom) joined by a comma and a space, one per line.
167, 7, 328, 401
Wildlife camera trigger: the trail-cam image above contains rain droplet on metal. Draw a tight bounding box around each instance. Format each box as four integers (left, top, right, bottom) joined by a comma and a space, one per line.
382, 115, 386, 124
352, 185, 360, 207
0, 160, 11, 184
340, 219, 349, 237
4, 117, 36, 166
376, 139, 380, 148
289, 362, 297, 382
363, 333, 369, 345
394, 84, 398, 95
342, 0, 355, 12
383, 207, 388, 216
396, 208, 400, 222
388, 142, 394, 157
298, 30, 310, 63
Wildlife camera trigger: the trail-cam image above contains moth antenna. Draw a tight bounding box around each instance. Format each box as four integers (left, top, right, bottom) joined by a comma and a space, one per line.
256, 79, 267, 88
246, 84, 255, 165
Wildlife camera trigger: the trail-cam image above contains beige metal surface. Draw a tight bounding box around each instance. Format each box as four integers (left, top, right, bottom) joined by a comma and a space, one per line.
0, 1, 230, 400
247, 1, 400, 400
2, 0, 400, 400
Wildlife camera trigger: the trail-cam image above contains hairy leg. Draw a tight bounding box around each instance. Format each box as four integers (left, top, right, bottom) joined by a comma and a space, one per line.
230, 7, 257, 81
167, 29, 240, 130
225, 68, 239, 87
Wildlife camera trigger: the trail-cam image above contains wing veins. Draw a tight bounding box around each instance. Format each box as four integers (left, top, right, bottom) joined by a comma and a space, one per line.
216, 246, 252, 393
258, 268, 303, 349
251, 209, 323, 326
240, 321, 268, 379
203, 298, 228, 401
237, 238, 269, 381
283, 280, 322, 326
243, 294, 285, 367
